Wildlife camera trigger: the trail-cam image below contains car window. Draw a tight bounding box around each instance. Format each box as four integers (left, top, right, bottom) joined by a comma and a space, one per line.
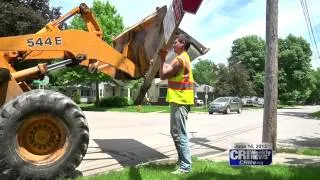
214, 97, 230, 102
231, 98, 238, 102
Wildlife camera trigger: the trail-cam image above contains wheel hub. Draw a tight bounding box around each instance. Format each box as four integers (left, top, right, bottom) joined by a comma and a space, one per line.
17, 113, 69, 165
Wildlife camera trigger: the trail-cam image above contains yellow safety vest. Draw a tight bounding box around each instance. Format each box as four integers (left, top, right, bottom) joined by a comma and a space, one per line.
166, 51, 194, 105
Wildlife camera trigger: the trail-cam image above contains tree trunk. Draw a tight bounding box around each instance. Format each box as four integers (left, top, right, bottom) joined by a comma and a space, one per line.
95, 81, 100, 107
263, 0, 278, 150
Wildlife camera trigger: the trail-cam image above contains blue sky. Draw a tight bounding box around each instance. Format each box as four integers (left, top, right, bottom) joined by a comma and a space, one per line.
50, 0, 320, 68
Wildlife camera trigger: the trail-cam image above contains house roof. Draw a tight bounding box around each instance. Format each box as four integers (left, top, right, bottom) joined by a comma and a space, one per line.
155, 79, 168, 86
196, 84, 214, 92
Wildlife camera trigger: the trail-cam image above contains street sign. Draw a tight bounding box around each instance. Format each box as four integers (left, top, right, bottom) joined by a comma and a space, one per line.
163, 0, 185, 44
163, 4, 176, 44
173, 0, 183, 23
163, 0, 203, 44
181, 0, 203, 14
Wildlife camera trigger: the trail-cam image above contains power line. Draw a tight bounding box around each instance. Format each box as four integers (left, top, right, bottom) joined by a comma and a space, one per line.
303, 0, 320, 59
305, 0, 320, 48
300, 0, 320, 65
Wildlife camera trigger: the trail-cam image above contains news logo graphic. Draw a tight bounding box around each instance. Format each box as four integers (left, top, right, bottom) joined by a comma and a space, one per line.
229, 143, 272, 166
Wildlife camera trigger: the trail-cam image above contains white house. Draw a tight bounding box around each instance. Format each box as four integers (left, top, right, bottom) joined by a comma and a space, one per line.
65, 81, 122, 103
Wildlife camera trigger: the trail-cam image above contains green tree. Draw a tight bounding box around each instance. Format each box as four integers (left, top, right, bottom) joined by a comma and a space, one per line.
213, 63, 255, 98
278, 34, 314, 104
50, 66, 112, 86
306, 68, 320, 104
229, 64, 255, 97
228, 34, 314, 104
192, 59, 216, 86
50, 66, 114, 104
52, 0, 124, 105
214, 64, 232, 97
253, 72, 265, 97
69, 0, 124, 44
0, 0, 61, 36
228, 35, 265, 78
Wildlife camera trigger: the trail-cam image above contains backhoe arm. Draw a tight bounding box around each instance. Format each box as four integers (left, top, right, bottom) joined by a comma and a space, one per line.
0, 3, 139, 106
0, 30, 136, 77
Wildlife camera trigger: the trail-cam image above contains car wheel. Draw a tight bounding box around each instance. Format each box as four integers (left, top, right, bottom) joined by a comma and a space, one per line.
209, 111, 213, 115
225, 107, 231, 114
237, 107, 242, 114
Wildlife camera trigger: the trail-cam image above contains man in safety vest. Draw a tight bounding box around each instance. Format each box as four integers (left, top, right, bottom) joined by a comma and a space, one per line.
159, 34, 194, 174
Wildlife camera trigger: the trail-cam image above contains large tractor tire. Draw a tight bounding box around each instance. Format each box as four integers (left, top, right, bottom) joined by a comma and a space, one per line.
0, 90, 89, 179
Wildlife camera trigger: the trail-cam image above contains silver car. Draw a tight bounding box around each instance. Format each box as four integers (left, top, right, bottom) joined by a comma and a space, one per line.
208, 97, 242, 114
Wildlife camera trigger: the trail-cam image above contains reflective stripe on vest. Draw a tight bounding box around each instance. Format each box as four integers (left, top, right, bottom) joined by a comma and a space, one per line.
168, 81, 194, 90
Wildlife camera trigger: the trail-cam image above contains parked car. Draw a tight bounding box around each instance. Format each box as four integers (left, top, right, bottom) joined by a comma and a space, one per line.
208, 97, 242, 114
195, 99, 204, 106
245, 96, 257, 106
257, 98, 264, 107
241, 96, 250, 105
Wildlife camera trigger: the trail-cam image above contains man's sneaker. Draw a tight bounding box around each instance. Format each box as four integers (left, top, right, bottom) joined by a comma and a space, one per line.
171, 168, 190, 174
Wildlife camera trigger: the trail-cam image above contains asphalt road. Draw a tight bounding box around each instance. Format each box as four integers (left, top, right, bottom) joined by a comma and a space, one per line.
78, 106, 320, 176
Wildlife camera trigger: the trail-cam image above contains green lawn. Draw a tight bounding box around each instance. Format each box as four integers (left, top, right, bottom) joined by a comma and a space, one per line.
277, 104, 299, 109
78, 104, 302, 113
191, 106, 209, 113
79, 104, 170, 113
78, 159, 320, 180
79, 104, 210, 113
277, 147, 320, 156
311, 111, 320, 119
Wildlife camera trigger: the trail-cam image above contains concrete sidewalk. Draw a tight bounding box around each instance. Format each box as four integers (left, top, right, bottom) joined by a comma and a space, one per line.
78, 107, 320, 176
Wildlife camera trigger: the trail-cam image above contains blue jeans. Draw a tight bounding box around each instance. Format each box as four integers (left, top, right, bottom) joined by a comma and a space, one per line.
170, 103, 192, 170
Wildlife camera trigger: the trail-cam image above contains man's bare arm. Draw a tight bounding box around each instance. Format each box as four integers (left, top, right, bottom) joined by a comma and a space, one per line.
159, 59, 181, 80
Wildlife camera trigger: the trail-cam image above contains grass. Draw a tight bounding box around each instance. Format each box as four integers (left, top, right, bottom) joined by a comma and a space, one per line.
79, 104, 170, 113
79, 104, 211, 113
311, 111, 320, 119
277, 147, 320, 156
243, 104, 296, 109
191, 106, 209, 113
277, 104, 298, 109
77, 159, 320, 180
78, 104, 303, 113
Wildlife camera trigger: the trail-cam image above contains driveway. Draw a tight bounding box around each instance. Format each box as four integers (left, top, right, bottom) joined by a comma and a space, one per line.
78, 106, 320, 176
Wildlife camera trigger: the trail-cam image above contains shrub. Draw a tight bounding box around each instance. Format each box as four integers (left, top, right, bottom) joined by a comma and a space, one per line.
71, 91, 81, 104
99, 96, 129, 107
127, 99, 134, 106
286, 100, 296, 106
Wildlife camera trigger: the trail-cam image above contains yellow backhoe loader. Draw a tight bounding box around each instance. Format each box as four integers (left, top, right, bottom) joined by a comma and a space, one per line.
0, 3, 148, 179
0, 2, 208, 179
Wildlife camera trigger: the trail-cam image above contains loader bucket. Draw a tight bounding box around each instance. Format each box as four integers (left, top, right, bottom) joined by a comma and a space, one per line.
112, 6, 209, 80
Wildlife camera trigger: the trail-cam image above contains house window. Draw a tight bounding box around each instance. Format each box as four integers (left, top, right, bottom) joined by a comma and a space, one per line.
81, 89, 90, 97
159, 87, 167, 98
99, 89, 103, 97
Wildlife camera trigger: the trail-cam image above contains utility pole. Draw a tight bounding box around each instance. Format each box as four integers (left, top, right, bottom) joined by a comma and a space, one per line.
263, 0, 278, 150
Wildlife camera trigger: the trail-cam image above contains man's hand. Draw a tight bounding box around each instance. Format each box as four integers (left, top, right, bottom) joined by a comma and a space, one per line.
159, 48, 168, 62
